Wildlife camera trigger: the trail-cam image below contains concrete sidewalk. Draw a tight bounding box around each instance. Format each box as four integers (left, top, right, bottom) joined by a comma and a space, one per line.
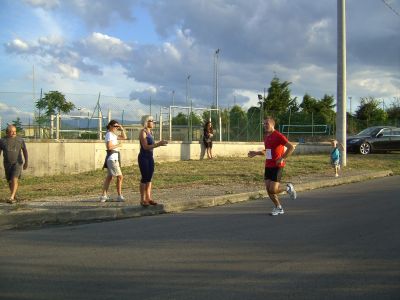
0, 170, 394, 230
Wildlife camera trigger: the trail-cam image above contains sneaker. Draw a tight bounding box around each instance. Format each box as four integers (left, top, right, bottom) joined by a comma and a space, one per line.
335, 174, 339, 177
116, 195, 125, 202
270, 207, 284, 216
100, 195, 110, 202
286, 183, 297, 200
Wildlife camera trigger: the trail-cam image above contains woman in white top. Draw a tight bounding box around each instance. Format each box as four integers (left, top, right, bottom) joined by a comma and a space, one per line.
100, 120, 127, 202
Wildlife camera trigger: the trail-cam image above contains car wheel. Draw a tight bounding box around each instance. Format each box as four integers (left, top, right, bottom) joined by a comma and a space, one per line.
359, 142, 371, 155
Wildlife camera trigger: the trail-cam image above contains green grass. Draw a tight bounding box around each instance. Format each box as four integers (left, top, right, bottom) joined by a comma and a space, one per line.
1, 153, 399, 201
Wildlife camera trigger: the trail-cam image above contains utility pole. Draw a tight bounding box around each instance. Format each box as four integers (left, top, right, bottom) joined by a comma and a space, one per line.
337, 0, 347, 166
214, 48, 222, 141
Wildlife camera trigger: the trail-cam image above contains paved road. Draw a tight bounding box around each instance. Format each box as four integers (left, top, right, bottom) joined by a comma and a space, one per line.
0, 176, 399, 300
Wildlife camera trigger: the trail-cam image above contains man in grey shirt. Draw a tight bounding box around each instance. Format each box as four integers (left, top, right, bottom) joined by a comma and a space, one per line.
0, 125, 28, 204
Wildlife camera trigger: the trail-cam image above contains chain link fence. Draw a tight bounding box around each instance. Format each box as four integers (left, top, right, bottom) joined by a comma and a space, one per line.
2, 91, 397, 141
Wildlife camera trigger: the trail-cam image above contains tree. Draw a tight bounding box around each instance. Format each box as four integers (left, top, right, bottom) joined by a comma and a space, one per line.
35, 91, 75, 117
263, 77, 298, 116
386, 98, 400, 126
172, 112, 188, 125
229, 105, 247, 140
300, 94, 319, 114
355, 97, 387, 127
12, 117, 24, 133
247, 106, 261, 140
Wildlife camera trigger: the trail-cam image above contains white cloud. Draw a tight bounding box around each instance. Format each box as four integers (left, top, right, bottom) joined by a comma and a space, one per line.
163, 42, 181, 61
0, 102, 34, 125
5, 39, 31, 53
23, 0, 60, 9
1, 0, 399, 122
307, 19, 331, 44
57, 63, 80, 79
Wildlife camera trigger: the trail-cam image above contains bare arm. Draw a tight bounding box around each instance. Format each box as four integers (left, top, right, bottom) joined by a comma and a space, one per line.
247, 149, 266, 158
139, 129, 168, 151
276, 141, 295, 165
22, 146, 28, 170
117, 126, 127, 140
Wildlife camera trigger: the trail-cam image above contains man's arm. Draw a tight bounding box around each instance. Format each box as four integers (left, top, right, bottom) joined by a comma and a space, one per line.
22, 146, 28, 170
248, 149, 266, 158
276, 141, 295, 165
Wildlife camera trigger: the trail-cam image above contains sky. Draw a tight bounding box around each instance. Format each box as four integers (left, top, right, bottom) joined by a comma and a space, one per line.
0, 0, 399, 125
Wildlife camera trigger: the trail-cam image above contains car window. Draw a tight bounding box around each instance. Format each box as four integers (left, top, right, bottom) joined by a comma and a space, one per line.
357, 127, 380, 136
392, 129, 400, 136
382, 128, 391, 136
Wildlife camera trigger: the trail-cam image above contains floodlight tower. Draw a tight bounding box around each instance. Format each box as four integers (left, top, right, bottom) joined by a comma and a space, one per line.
214, 48, 222, 141
337, 0, 347, 166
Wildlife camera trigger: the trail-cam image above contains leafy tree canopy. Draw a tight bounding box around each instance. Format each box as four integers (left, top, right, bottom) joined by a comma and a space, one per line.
12, 117, 23, 132
355, 96, 387, 126
35, 91, 75, 117
263, 77, 298, 115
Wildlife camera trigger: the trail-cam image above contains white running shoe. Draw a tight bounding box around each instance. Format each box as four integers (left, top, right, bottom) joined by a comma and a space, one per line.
116, 195, 125, 202
287, 183, 297, 200
100, 195, 110, 202
271, 207, 284, 216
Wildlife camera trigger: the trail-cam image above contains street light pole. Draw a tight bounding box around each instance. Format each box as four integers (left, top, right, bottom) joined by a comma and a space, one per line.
337, 0, 347, 166
214, 48, 222, 141
186, 75, 191, 141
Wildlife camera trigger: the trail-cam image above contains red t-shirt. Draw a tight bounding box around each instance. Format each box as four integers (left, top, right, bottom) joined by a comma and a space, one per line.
264, 130, 288, 168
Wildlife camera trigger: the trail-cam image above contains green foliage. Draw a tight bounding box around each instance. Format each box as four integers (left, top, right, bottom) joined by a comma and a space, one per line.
79, 132, 99, 139
264, 77, 298, 116
35, 91, 75, 117
172, 112, 202, 126
355, 97, 387, 126
12, 117, 23, 132
172, 112, 188, 125
299, 93, 336, 126
229, 105, 247, 140
386, 98, 400, 126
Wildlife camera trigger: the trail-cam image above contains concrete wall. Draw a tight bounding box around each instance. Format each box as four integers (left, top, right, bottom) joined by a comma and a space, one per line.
0, 140, 331, 177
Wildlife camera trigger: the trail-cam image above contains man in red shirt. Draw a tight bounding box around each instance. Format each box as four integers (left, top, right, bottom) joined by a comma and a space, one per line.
248, 116, 296, 216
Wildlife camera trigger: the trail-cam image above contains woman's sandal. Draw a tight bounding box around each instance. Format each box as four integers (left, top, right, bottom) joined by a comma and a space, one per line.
140, 201, 150, 207
148, 200, 158, 206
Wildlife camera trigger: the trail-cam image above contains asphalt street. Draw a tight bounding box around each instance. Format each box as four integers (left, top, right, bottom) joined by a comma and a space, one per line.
0, 176, 399, 300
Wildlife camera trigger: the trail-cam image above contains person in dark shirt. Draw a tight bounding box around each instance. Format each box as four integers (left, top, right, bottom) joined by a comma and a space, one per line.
203, 121, 214, 159
138, 115, 168, 207
0, 125, 28, 204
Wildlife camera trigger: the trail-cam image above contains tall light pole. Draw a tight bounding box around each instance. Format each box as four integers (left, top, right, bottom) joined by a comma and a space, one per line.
214, 48, 222, 141
186, 75, 191, 141
172, 90, 175, 106
337, 0, 347, 166
186, 75, 190, 107
258, 94, 263, 141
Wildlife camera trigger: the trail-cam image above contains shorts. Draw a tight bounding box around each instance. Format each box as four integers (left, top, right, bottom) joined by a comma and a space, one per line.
4, 162, 22, 182
138, 154, 154, 183
203, 140, 212, 148
106, 160, 122, 177
264, 167, 283, 182
331, 159, 340, 167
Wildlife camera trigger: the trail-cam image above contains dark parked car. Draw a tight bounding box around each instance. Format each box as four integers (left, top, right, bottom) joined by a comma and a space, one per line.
347, 126, 400, 155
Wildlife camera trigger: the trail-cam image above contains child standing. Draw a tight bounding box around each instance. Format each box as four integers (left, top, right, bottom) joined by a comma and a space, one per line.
330, 139, 344, 177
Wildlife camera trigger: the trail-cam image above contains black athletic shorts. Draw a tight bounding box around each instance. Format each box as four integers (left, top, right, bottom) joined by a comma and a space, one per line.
264, 167, 283, 182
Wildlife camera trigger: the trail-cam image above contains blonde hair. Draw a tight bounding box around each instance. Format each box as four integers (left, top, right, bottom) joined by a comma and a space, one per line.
141, 115, 154, 127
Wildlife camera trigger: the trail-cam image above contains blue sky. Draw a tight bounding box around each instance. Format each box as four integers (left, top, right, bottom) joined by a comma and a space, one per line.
0, 0, 399, 125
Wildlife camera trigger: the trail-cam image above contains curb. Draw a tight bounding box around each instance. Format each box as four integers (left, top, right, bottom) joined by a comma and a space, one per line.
0, 170, 393, 230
